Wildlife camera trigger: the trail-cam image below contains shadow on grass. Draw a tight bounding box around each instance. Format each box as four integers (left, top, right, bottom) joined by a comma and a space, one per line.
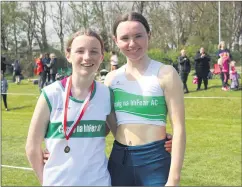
9, 82, 31, 86
185, 90, 199, 94
185, 87, 213, 93
208, 84, 242, 90
8, 105, 33, 111
206, 85, 222, 89
186, 85, 242, 93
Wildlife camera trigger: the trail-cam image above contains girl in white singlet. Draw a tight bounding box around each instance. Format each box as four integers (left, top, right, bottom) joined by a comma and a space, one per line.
25, 29, 117, 186
105, 12, 186, 186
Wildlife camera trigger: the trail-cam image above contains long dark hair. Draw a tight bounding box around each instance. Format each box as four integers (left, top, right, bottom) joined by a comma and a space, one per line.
112, 12, 150, 37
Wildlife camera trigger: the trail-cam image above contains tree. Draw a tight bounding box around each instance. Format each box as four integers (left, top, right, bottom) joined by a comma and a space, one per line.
1, 2, 25, 55
1, 2, 11, 50
32, 2, 49, 52
105, 2, 129, 51
50, 1, 68, 53
169, 2, 197, 47
68, 2, 91, 32
147, 2, 176, 50
132, 1, 146, 14
222, 2, 242, 51
92, 2, 110, 52
21, 2, 37, 56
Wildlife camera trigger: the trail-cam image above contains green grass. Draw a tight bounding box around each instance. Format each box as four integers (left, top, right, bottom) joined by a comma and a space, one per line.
1, 76, 241, 186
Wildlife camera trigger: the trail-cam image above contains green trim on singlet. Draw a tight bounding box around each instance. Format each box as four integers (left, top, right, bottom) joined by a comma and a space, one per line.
45, 120, 106, 138
58, 80, 97, 103
113, 88, 167, 121
42, 89, 52, 113
70, 81, 96, 103
70, 96, 84, 103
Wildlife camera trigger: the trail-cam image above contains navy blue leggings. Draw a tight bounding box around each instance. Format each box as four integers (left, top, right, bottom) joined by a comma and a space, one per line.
108, 139, 171, 186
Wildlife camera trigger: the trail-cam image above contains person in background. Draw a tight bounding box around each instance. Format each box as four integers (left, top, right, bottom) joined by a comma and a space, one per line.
217, 41, 232, 59
230, 60, 240, 90
178, 49, 191, 93
1, 73, 8, 111
49, 53, 58, 83
110, 51, 119, 71
220, 52, 230, 91
35, 54, 44, 91
13, 60, 21, 84
1, 56, 6, 75
41, 53, 51, 87
217, 41, 232, 89
194, 47, 210, 90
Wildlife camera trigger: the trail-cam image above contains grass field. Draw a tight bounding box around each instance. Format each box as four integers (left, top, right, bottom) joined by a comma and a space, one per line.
1, 75, 241, 186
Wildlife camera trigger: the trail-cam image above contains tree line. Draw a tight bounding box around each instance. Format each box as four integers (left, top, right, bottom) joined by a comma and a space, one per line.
1, 1, 242, 76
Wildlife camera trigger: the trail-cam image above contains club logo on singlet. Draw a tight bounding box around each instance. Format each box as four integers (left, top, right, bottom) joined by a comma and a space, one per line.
113, 88, 167, 121
45, 120, 106, 138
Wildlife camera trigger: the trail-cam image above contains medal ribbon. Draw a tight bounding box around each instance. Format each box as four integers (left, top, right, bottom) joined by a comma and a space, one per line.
63, 76, 94, 140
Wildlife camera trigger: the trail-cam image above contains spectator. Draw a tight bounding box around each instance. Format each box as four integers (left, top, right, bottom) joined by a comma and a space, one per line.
194, 47, 210, 90
220, 52, 230, 91
1, 56, 6, 75
35, 54, 44, 91
230, 60, 239, 90
49, 53, 57, 83
13, 60, 21, 84
217, 41, 232, 89
110, 51, 119, 71
41, 53, 51, 87
178, 49, 191, 93
217, 41, 232, 59
1, 72, 8, 111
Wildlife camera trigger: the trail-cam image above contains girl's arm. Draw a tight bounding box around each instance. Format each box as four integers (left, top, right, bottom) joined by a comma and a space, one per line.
105, 90, 117, 136
159, 65, 186, 186
104, 71, 118, 137
106, 111, 117, 137
25, 94, 50, 185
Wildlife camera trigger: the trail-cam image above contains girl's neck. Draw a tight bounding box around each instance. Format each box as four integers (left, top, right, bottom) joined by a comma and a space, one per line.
70, 73, 95, 100
126, 55, 151, 75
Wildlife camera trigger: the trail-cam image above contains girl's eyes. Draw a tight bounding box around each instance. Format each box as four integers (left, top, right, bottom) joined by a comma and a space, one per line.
76, 50, 99, 54
120, 35, 142, 40
121, 37, 128, 40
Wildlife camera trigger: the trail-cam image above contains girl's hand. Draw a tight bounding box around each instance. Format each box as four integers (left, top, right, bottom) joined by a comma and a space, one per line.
165, 133, 173, 153
43, 148, 50, 164
165, 181, 178, 186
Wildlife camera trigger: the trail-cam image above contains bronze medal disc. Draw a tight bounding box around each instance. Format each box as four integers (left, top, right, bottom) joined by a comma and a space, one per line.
64, 145, 70, 153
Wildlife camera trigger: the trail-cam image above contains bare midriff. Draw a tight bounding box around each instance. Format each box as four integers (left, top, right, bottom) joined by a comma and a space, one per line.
115, 123, 167, 146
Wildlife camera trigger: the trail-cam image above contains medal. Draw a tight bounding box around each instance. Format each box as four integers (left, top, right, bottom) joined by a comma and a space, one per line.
62, 76, 94, 153
64, 145, 70, 153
